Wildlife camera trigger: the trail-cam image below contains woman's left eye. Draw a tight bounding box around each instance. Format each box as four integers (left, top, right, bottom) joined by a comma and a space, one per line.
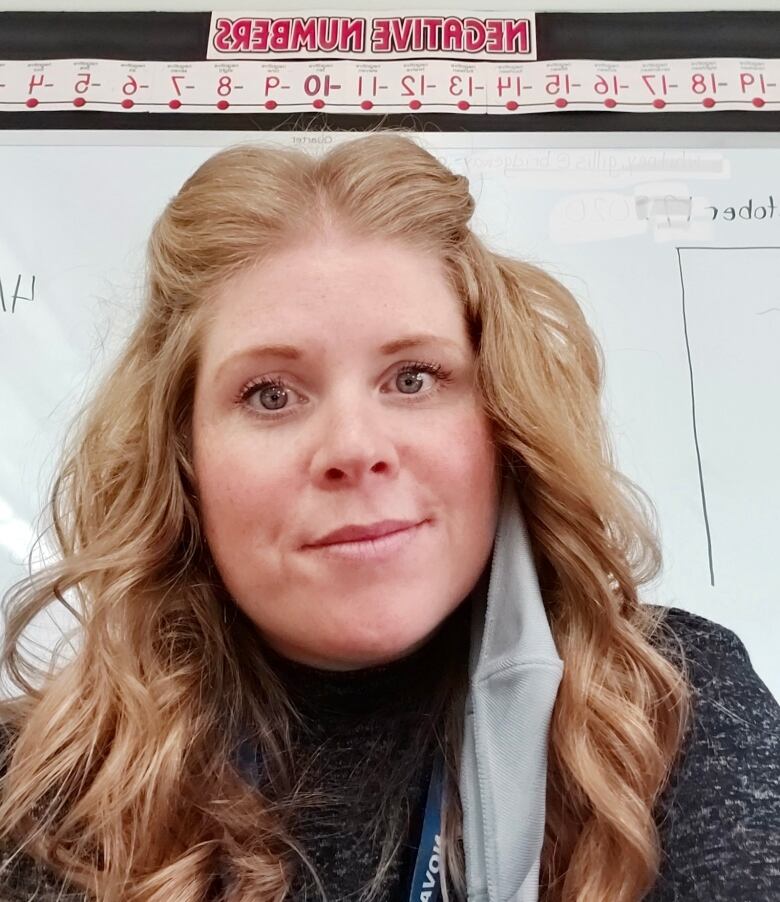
235, 360, 454, 419
393, 361, 453, 396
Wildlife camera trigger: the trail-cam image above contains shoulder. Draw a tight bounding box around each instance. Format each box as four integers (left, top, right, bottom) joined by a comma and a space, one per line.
0, 722, 87, 902
642, 605, 780, 901
648, 603, 764, 662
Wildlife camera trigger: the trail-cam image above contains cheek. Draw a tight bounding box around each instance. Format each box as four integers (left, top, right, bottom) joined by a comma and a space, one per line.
433, 408, 497, 488
193, 424, 291, 552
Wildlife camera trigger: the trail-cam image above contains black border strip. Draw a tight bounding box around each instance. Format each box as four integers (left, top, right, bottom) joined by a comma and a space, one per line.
1, 110, 778, 133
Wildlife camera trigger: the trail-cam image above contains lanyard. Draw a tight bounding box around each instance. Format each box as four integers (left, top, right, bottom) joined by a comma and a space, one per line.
237, 733, 446, 901
409, 748, 445, 902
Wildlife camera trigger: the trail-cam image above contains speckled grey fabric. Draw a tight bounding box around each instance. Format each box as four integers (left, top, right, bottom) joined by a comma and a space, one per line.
0, 605, 778, 901
645, 607, 780, 901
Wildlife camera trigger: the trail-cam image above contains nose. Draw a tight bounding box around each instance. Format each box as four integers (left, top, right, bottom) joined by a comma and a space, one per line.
309, 391, 400, 485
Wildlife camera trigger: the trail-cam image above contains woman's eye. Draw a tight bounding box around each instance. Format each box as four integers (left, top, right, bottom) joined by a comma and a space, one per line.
252, 381, 290, 412
237, 361, 453, 418
396, 367, 431, 394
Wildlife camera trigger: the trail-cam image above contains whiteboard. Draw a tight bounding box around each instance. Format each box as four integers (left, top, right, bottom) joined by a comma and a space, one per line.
1, 130, 778, 701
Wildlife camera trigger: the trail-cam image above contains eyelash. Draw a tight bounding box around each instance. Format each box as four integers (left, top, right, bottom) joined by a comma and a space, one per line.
235, 360, 454, 420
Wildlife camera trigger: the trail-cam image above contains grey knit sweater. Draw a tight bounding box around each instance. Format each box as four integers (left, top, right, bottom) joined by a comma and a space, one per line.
0, 605, 778, 901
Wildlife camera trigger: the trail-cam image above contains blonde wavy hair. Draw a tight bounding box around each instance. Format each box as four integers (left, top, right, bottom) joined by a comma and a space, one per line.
0, 129, 693, 902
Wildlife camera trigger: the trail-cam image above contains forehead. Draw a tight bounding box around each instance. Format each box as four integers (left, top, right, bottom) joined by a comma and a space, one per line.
199, 239, 469, 365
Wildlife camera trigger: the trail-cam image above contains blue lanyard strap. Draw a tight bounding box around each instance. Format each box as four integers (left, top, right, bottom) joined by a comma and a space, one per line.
409, 748, 445, 902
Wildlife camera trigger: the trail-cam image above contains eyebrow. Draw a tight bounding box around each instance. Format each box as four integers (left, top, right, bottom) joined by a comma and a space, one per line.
216, 332, 465, 377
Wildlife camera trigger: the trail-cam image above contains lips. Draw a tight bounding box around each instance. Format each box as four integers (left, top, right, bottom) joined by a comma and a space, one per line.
307, 519, 422, 547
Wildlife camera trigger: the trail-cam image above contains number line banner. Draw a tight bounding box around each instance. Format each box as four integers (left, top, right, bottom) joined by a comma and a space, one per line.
4, 56, 780, 115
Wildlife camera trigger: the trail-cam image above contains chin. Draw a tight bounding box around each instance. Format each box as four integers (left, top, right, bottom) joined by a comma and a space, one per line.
322, 623, 436, 670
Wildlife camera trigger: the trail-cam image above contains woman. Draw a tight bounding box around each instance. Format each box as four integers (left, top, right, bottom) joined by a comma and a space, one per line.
0, 131, 777, 902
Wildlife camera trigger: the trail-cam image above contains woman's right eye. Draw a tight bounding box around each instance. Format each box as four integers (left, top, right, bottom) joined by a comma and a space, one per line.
237, 378, 298, 418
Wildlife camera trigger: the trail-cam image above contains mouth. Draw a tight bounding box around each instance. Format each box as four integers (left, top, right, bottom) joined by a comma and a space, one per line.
302, 520, 429, 562
307, 519, 424, 548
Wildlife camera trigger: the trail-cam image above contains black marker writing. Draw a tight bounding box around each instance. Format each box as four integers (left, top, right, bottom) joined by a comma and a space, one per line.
705, 195, 777, 222
0, 273, 36, 313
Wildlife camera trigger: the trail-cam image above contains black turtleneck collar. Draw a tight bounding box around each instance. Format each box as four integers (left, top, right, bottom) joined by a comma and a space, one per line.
260, 596, 473, 725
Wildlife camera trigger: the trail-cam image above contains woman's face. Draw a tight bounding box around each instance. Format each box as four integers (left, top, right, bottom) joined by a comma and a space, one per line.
192, 235, 500, 670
